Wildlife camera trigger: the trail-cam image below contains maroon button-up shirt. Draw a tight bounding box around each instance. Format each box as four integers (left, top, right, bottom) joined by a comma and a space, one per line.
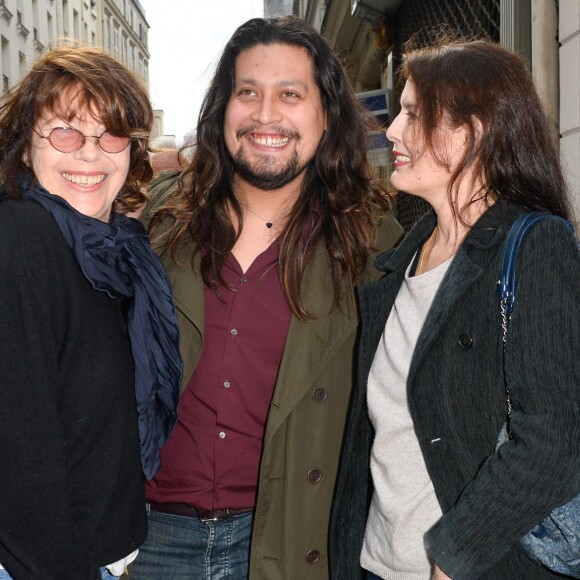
145, 240, 292, 510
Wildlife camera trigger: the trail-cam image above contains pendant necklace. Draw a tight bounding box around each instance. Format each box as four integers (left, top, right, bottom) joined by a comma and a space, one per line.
242, 203, 288, 229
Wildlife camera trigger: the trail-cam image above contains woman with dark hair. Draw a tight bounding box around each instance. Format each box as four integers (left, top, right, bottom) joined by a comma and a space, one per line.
330, 39, 580, 579
0, 44, 181, 580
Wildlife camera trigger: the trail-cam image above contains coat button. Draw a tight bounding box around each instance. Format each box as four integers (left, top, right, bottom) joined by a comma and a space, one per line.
458, 334, 473, 349
305, 549, 320, 564
312, 387, 327, 403
307, 468, 322, 484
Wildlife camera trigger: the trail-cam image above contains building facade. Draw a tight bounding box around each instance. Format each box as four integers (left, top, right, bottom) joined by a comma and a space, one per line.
100, 0, 149, 85
0, 0, 149, 93
264, 0, 294, 17
0, 0, 97, 92
298, 0, 580, 224
560, 0, 580, 216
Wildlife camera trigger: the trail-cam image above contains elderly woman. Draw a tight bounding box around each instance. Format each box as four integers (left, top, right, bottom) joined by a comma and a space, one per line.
0, 46, 181, 579
330, 40, 580, 579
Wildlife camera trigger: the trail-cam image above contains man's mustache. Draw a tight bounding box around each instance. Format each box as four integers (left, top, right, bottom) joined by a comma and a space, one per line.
236, 125, 299, 140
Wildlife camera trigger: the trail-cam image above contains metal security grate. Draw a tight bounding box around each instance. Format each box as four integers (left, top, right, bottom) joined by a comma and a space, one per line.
397, 0, 500, 49
391, 0, 500, 231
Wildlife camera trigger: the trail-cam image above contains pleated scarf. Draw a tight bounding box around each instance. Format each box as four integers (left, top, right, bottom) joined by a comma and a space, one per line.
16, 179, 182, 480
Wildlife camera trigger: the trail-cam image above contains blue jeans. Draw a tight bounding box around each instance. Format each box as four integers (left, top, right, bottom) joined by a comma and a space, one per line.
130, 506, 253, 579
0, 567, 116, 579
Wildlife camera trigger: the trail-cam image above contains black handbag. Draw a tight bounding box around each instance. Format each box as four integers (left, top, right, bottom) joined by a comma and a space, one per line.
495, 211, 580, 577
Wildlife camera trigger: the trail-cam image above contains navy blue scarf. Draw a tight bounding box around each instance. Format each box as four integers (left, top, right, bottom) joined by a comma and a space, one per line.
16, 179, 182, 480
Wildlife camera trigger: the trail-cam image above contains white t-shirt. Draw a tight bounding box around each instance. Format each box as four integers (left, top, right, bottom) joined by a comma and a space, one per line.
361, 256, 452, 580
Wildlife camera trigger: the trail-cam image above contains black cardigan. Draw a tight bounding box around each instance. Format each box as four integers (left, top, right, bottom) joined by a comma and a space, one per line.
330, 202, 580, 579
0, 200, 146, 579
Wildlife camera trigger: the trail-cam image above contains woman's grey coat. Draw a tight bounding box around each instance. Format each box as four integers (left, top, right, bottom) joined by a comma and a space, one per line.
330, 201, 580, 579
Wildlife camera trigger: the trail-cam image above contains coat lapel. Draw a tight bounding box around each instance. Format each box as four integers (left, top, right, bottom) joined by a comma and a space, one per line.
158, 244, 204, 391
408, 248, 486, 380
357, 269, 403, 383
357, 211, 437, 381
144, 182, 205, 334
263, 245, 359, 444
359, 202, 517, 391
408, 202, 516, 383
161, 246, 204, 329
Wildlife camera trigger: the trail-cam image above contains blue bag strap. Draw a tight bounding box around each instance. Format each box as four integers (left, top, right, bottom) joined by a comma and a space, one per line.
496, 211, 575, 431
496, 212, 575, 317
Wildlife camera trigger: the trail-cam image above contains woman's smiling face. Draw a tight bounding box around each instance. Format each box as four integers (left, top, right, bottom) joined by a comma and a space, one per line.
25, 99, 131, 222
386, 79, 468, 205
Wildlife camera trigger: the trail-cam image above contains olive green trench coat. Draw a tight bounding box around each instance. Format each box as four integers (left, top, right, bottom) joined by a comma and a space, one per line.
142, 171, 403, 579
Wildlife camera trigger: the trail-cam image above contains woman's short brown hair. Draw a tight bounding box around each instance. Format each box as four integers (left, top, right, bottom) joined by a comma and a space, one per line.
0, 41, 153, 213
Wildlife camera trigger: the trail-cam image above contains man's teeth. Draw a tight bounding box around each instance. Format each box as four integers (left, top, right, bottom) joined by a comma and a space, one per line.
62, 173, 106, 186
252, 135, 289, 147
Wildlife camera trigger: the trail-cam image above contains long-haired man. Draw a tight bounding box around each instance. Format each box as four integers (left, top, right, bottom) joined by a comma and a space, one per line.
131, 16, 402, 580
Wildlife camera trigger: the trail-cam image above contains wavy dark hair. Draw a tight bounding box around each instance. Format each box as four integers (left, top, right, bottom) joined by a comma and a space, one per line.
152, 15, 394, 319
400, 38, 571, 220
0, 42, 153, 213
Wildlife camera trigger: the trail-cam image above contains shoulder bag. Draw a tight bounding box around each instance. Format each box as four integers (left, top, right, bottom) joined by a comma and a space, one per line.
496, 211, 580, 577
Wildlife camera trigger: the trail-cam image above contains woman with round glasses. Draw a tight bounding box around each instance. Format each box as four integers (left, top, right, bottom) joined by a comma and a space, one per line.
0, 44, 182, 579
34, 126, 133, 155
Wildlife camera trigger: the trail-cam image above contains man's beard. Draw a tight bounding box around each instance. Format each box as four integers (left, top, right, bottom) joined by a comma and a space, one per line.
233, 148, 306, 191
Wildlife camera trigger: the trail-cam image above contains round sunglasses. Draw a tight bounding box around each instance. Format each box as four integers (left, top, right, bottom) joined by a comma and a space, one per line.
33, 127, 132, 154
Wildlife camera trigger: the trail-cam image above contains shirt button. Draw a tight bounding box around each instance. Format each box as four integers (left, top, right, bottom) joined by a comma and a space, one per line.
305, 549, 320, 564
224, 381, 231, 389
219, 431, 226, 439
230, 328, 238, 336
240, 277, 247, 283
458, 334, 473, 349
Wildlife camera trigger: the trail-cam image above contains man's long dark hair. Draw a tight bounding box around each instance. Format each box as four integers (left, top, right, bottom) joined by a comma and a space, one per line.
401, 39, 571, 220
152, 16, 394, 319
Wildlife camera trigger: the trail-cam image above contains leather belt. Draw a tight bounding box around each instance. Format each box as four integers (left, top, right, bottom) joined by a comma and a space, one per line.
149, 502, 254, 522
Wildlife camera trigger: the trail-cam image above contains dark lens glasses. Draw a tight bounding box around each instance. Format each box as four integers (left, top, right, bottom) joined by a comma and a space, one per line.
34, 127, 131, 154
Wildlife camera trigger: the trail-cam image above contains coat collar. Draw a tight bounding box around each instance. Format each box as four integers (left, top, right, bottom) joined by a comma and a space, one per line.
376, 200, 521, 275
410, 201, 523, 393
161, 234, 361, 443
359, 200, 523, 384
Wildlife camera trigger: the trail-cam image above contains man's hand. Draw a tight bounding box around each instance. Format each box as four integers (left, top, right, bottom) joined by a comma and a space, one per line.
150, 150, 183, 173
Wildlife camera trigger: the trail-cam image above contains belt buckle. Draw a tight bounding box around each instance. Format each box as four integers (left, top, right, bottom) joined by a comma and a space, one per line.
199, 508, 226, 522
